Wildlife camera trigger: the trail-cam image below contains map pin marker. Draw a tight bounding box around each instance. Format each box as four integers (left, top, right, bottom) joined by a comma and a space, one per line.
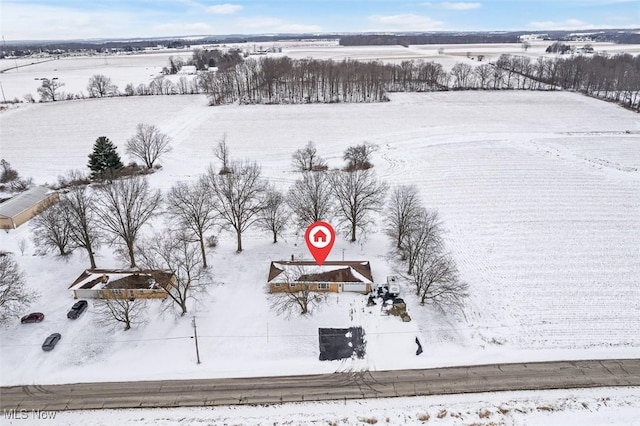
305, 221, 336, 266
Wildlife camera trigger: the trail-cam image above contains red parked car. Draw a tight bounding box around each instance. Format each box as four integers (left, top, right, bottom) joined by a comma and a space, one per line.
20, 312, 45, 324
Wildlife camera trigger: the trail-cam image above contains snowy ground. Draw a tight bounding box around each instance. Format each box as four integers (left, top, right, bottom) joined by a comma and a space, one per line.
4, 387, 639, 426
0, 51, 193, 101
2, 40, 640, 101
1, 90, 638, 387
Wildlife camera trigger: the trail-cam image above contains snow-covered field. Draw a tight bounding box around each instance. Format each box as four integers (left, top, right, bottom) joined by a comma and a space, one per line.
6, 387, 640, 426
1, 89, 638, 387
2, 39, 640, 101
0, 51, 193, 101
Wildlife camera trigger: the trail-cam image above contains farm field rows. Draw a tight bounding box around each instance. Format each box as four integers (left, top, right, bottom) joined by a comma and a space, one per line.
0, 90, 639, 385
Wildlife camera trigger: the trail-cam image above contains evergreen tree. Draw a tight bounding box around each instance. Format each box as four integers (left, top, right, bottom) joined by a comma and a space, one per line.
88, 136, 123, 180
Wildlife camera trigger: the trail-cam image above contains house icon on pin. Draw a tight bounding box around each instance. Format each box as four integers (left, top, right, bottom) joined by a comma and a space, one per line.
313, 229, 328, 243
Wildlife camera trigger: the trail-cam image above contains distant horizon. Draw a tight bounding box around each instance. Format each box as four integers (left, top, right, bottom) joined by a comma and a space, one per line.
3, 0, 640, 42
4, 26, 640, 45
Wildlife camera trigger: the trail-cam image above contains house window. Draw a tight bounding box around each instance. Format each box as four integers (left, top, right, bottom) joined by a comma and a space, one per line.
318, 283, 329, 290
273, 283, 281, 287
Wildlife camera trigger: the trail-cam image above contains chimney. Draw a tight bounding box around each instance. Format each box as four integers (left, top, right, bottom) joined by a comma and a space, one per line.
291, 254, 294, 261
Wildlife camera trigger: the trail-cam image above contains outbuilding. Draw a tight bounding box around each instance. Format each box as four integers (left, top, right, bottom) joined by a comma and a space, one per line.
0, 186, 59, 229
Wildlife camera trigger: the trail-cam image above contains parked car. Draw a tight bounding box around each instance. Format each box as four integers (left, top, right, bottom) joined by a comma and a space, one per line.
20, 312, 45, 324
42, 333, 61, 351
67, 300, 88, 319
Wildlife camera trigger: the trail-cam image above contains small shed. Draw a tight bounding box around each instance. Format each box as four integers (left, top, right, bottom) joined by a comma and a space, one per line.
69, 269, 175, 299
268, 260, 373, 294
0, 186, 59, 229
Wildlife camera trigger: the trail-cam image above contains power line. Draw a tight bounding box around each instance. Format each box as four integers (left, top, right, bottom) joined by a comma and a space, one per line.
1, 318, 635, 349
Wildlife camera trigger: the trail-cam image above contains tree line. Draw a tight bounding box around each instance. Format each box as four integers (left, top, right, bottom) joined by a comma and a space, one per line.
27, 52, 638, 111
339, 30, 640, 46
339, 33, 521, 47
199, 57, 390, 105
495, 53, 640, 111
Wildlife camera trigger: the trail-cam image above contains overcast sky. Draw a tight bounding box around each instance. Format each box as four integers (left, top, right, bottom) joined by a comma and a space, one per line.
2, 0, 639, 41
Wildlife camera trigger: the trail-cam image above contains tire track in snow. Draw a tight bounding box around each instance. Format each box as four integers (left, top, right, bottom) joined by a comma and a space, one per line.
157, 98, 212, 151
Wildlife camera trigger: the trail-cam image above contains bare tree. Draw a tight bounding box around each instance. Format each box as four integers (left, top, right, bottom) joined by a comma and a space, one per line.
287, 172, 333, 229
450, 63, 474, 89
401, 208, 442, 275
269, 267, 326, 316
63, 185, 101, 268
0, 255, 38, 324
0, 158, 31, 193
205, 161, 267, 252
329, 169, 388, 242
36, 78, 64, 102
259, 187, 289, 243
343, 143, 377, 171
385, 185, 423, 250
166, 56, 184, 74
0, 159, 19, 183
214, 134, 231, 174
18, 239, 27, 256
31, 202, 73, 256
410, 248, 468, 309
56, 169, 90, 189
137, 232, 209, 316
8, 177, 33, 193
93, 177, 162, 268
176, 76, 190, 94
87, 74, 118, 97
491, 64, 505, 89
474, 63, 494, 89
148, 76, 175, 95
125, 123, 173, 169
95, 297, 147, 330
292, 141, 327, 172
166, 179, 217, 268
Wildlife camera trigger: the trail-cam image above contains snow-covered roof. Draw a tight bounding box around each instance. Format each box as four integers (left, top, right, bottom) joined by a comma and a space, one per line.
69, 269, 174, 291
0, 186, 55, 218
178, 65, 197, 74
268, 261, 373, 284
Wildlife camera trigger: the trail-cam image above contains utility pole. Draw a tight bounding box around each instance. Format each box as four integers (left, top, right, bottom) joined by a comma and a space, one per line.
191, 317, 201, 364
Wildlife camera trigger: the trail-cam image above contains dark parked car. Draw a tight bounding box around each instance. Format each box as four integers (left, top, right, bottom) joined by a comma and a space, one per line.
42, 333, 61, 351
67, 300, 88, 319
20, 312, 45, 324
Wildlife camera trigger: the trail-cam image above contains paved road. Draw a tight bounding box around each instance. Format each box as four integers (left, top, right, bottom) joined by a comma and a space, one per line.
1, 359, 639, 411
